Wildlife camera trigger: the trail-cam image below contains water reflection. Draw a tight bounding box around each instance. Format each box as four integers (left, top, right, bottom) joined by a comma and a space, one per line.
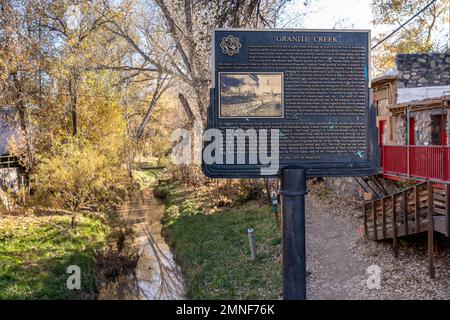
99, 192, 184, 300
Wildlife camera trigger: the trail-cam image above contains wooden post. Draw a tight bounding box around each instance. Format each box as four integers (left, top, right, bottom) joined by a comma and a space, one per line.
372, 202, 378, 241
381, 198, 387, 239
363, 203, 368, 236
403, 191, 408, 235
392, 195, 398, 258
428, 181, 435, 279
414, 186, 420, 233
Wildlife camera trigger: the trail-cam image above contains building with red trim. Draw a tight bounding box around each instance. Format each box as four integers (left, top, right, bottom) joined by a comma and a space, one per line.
326, 50, 450, 199
373, 51, 450, 183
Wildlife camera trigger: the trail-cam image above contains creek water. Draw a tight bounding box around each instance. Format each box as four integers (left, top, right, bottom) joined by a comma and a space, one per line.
98, 190, 184, 300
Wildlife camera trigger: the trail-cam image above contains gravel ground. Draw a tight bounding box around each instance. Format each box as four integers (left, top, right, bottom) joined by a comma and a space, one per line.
306, 182, 450, 300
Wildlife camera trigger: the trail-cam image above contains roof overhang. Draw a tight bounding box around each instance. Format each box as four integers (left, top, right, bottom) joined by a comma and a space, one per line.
387, 95, 450, 114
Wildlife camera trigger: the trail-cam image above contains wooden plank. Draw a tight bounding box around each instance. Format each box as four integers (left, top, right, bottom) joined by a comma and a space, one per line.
363, 203, 368, 236
433, 215, 447, 235
428, 181, 435, 279
415, 186, 420, 233
372, 202, 378, 241
447, 185, 450, 237
381, 198, 387, 239
433, 201, 446, 209
363, 192, 373, 201
403, 191, 408, 235
433, 194, 447, 203
432, 206, 446, 215
392, 195, 398, 258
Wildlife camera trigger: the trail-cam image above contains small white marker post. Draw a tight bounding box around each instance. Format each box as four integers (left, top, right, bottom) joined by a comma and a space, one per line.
247, 228, 257, 261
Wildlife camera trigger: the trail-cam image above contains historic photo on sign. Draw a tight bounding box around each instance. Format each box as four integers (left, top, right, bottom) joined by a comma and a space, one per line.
219, 72, 283, 118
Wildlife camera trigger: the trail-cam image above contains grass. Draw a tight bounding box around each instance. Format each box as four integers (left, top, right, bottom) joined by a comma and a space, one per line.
0, 214, 107, 299
161, 183, 282, 299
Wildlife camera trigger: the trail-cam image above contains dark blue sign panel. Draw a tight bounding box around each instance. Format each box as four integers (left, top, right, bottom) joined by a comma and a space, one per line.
203, 29, 379, 178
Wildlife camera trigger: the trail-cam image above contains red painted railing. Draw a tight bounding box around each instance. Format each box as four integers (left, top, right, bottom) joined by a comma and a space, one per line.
382, 145, 450, 182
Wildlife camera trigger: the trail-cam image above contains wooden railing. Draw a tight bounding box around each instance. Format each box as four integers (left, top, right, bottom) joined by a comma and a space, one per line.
382, 145, 450, 182
364, 181, 450, 278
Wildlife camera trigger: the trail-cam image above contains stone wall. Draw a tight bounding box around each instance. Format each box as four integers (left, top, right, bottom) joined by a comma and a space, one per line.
397, 50, 450, 88
413, 111, 433, 145
393, 110, 449, 146
393, 110, 450, 146
394, 116, 407, 145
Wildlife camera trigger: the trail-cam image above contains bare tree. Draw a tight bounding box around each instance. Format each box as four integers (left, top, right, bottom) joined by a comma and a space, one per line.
135, 73, 172, 140
105, 0, 288, 131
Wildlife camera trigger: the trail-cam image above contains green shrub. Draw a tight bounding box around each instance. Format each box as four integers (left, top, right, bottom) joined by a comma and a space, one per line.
164, 205, 180, 226
179, 199, 202, 216
234, 181, 260, 205
154, 183, 173, 199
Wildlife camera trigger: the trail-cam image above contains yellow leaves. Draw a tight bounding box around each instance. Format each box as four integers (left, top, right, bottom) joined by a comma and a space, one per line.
33, 136, 126, 210
371, 0, 447, 73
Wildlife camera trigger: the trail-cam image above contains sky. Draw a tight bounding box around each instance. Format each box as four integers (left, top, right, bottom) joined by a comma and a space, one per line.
279, 0, 387, 36
278, 0, 449, 46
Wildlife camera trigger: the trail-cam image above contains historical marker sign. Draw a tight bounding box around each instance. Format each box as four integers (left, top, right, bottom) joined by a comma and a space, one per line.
202, 29, 378, 178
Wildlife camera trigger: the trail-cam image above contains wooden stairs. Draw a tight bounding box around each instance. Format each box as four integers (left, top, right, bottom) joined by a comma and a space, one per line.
363, 181, 450, 278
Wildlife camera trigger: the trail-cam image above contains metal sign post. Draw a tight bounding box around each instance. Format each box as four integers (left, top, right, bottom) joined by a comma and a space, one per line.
280, 168, 307, 300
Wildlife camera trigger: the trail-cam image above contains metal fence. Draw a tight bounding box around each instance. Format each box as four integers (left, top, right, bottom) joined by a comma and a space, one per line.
382, 145, 450, 182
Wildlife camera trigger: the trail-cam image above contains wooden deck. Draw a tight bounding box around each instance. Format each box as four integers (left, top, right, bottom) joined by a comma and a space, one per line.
363, 181, 450, 278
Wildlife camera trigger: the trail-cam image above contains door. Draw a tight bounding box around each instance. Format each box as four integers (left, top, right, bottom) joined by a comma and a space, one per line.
379, 120, 386, 167
442, 115, 448, 145
431, 114, 447, 145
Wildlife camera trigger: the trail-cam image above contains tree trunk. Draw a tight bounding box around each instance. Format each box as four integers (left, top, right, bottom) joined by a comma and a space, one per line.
71, 213, 76, 228
69, 72, 78, 136
135, 90, 159, 140
193, 84, 209, 124
12, 73, 34, 172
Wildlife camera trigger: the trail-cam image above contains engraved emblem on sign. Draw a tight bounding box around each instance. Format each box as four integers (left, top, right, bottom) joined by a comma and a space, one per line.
220, 35, 242, 56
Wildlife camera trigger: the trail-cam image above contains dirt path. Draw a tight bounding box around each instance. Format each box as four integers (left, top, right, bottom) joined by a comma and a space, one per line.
306, 196, 369, 299
306, 184, 450, 300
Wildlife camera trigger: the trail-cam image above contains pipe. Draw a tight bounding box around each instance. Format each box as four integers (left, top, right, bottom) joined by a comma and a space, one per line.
247, 228, 257, 262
